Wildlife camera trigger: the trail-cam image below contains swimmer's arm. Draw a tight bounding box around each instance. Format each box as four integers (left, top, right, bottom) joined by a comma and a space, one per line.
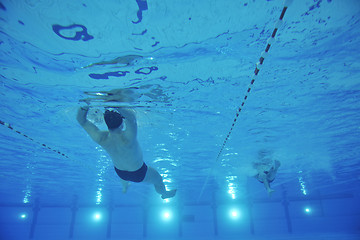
263, 179, 275, 195
77, 107, 107, 145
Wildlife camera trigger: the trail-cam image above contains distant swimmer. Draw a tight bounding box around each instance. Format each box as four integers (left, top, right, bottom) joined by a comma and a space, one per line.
83, 55, 143, 68
77, 106, 176, 199
253, 150, 281, 196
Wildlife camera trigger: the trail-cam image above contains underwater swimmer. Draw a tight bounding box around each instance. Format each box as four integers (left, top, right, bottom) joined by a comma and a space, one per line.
253, 150, 281, 196
77, 106, 176, 199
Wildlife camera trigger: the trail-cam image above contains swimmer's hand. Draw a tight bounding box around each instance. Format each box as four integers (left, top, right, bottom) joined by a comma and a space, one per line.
77, 106, 89, 125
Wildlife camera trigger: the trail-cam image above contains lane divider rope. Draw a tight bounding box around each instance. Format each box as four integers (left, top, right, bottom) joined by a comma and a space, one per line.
198, 0, 293, 202
0, 119, 106, 174
0, 119, 70, 158
216, 0, 292, 162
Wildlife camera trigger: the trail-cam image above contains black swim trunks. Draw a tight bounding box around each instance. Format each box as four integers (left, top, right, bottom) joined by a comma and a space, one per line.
114, 163, 148, 183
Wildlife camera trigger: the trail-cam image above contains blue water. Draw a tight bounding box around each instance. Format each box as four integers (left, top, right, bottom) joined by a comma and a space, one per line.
1, 0, 360, 239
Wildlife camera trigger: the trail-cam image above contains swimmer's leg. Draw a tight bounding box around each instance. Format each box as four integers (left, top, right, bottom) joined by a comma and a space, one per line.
263, 179, 275, 196
119, 178, 130, 193
143, 166, 176, 199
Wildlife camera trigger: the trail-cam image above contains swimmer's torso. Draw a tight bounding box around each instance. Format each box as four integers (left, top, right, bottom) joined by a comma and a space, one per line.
101, 132, 143, 171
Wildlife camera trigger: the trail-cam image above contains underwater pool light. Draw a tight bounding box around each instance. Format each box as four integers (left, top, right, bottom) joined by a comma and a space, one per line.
305, 207, 311, 214
20, 213, 27, 219
230, 209, 240, 220
231, 211, 238, 217
93, 213, 102, 221
162, 210, 172, 221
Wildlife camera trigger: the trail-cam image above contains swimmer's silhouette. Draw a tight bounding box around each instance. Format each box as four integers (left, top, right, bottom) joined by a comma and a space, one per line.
253, 150, 281, 196
77, 106, 176, 199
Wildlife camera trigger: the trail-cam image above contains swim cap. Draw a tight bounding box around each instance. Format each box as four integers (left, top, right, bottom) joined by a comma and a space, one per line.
104, 110, 124, 130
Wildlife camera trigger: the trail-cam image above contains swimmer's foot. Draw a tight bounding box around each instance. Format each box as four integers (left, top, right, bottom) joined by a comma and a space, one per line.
161, 189, 177, 199
267, 188, 275, 197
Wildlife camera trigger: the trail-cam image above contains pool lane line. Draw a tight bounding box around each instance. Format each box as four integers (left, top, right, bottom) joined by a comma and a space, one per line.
0, 119, 70, 158
198, 0, 293, 202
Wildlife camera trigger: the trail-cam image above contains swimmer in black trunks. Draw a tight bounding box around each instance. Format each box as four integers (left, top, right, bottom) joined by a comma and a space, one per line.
77, 106, 176, 199
253, 150, 281, 196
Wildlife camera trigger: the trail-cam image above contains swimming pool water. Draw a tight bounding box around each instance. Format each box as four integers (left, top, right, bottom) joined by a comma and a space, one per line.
0, 0, 360, 239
